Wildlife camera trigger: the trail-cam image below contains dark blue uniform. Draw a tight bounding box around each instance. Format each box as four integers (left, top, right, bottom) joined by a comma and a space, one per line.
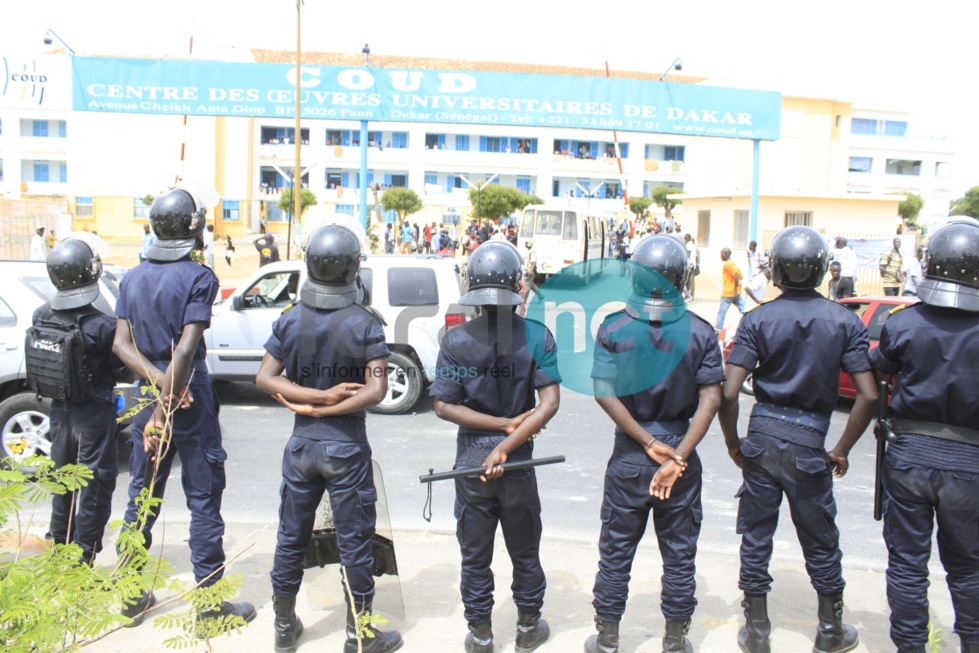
116, 258, 226, 586
430, 312, 560, 624
726, 289, 871, 596
40, 306, 124, 563
590, 309, 724, 623
870, 303, 979, 651
265, 301, 390, 603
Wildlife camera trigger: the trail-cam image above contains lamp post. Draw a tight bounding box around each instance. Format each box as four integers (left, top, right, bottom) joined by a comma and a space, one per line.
292, 0, 302, 260
460, 174, 499, 226
660, 56, 682, 82
43, 29, 75, 56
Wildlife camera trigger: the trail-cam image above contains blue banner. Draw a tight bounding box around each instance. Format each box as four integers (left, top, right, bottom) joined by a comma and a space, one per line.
72, 57, 781, 140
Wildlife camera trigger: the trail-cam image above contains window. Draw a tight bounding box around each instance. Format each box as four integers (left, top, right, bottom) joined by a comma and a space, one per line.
0, 159, 4, 182
481, 136, 502, 153
390, 132, 407, 148
58, 120, 67, 138
848, 156, 873, 173
0, 297, 15, 328
327, 130, 343, 145
697, 210, 711, 249
886, 159, 921, 176
76, 196, 93, 217
134, 197, 152, 219
425, 134, 445, 149
58, 162, 67, 183
935, 162, 950, 179
455, 135, 469, 151
34, 120, 49, 137
851, 118, 877, 135
266, 205, 285, 222
535, 210, 564, 236
33, 161, 50, 182
520, 211, 535, 238
516, 177, 531, 193
242, 271, 299, 309
734, 210, 749, 249
552, 180, 560, 197
326, 170, 342, 189
221, 199, 240, 221
387, 268, 438, 306
390, 174, 406, 187
562, 212, 578, 240
515, 138, 536, 154
664, 145, 686, 162
424, 172, 438, 187
884, 121, 907, 137
784, 211, 813, 227
575, 141, 596, 158
852, 118, 908, 137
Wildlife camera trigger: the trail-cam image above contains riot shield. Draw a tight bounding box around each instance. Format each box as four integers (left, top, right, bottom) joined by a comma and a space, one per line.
302, 459, 404, 619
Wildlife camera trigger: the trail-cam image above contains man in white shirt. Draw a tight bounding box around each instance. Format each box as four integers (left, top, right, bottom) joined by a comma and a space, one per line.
683, 233, 699, 300
747, 241, 765, 280
745, 263, 772, 309
30, 227, 47, 260
833, 237, 857, 299
903, 246, 923, 296
203, 224, 215, 268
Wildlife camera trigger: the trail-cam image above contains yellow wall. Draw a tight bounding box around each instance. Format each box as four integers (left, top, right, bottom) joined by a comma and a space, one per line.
88, 196, 147, 241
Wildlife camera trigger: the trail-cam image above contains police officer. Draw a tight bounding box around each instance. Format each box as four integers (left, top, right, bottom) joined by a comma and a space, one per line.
718, 225, 877, 653
870, 218, 979, 653
112, 188, 255, 626
431, 240, 560, 653
255, 224, 402, 653
585, 235, 723, 653
35, 239, 131, 564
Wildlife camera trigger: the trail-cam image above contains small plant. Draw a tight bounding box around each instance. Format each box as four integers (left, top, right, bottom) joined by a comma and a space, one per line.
928, 621, 945, 652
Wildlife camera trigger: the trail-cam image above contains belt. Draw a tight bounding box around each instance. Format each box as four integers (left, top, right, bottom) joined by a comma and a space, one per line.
751, 402, 831, 435
892, 419, 979, 447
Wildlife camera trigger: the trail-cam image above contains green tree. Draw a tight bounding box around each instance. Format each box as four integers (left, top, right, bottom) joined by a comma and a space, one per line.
950, 185, 979, 218
629, 196, 653, 221
277, 188, 318, 216
650, 185, 684, 220
466, 185, 536, 222
898, 192, 924, 228
380, 187, 423, 225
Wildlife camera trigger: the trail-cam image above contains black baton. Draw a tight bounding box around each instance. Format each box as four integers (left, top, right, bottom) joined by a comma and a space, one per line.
873, 379, 893, 522
419, 455, 566, 483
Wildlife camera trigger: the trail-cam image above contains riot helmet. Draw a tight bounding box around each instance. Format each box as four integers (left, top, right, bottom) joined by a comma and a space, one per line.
459, 240, 523, 306
916, 217, 979, 312
627, 235, 688, 322
47, 238, 102, 310
301, 224, 364, 309
146, 188, 207, 262
769, 225, 828, 290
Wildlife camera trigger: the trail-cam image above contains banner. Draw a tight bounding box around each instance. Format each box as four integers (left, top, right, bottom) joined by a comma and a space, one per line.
71, 57, 782, 140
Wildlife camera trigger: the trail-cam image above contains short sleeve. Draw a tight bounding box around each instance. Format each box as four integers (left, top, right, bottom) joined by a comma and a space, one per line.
840, 316, 872, 374
363, 314, 390, 362
695, 331, 726, 386
591, 323, 617, 381
116, 276, 131, 320
870, 322, 902, 376
183, 270, 219, 326
726, 315, 758, 371
429, 340, 464, 404
264, 315, 285, 362
533, 327, 561, 388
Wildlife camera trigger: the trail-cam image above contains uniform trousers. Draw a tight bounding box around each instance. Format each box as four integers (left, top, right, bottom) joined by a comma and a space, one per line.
592, 437, 703, 622
270, 435, 377, 603
49, 397, 118, 562
883, 454, 979, 650
737, 432, 845, 596
124, 378, 227, 586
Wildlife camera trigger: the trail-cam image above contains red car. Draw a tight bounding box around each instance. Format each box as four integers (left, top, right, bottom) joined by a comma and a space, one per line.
721, 296, 919, 398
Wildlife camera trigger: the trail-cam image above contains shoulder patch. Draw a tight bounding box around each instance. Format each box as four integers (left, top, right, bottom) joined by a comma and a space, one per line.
280, 300, 300, 315
888, 303, 909, 316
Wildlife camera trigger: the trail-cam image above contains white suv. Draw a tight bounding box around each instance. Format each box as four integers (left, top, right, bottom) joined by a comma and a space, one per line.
205, 255, 471, 414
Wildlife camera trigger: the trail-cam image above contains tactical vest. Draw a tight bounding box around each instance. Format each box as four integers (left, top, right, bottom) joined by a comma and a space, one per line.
25, 304, 99, 403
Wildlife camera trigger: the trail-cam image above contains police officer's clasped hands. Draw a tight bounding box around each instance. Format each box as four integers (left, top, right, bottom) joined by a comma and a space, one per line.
272, 381, 365, 417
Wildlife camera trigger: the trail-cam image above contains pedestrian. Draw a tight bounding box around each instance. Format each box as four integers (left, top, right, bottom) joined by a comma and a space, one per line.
255, 233, 281, 267
413, 222, 422, 252
683, 234, 699, 301
203, 224, 215, 268
400, 222, 413, 254
519, 241, 538, 316
744, 262, 772, 309
747, 241, 764, 280
902, 245, 923, 296
584, 235, 723, 653
26, 239, 133, 565
425, 222, 434, 253
255, 224, 402, 653
47, 229, 57, 249
715, 248, 746, 332
139, 224, 155, 263
384, 223, 394, 254
431, 240, 561, 653
832, 238, 856, 299
224, 235, 235, 267
879, 237, 905, 296
260, 216, 267, 234
718, 225, 876, 653
870, 218, 979, 653
111, 188, 255, 627
31, 227, 47, 260
827, 262, 844, 301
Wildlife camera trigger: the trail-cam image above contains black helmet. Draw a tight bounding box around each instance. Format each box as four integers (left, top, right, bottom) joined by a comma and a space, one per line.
917, 217, 979, 312
146, 188, 207, 261
627, 235, 688, 322
47, 238, 102, 310
460, 240, 523, 306
769, 226, 828, 290
301, 225, 364, 309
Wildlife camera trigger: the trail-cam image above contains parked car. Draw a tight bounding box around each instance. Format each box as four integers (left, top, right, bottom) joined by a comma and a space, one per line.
721, 295, 919, 397
0, 261, 136, 464
205, 254, 472, 414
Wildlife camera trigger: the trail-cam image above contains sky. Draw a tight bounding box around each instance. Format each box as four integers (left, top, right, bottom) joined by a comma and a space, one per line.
6, 0, 978, 197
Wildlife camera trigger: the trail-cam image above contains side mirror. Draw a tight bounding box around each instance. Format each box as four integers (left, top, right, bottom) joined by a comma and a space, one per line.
232, 294, 243, 311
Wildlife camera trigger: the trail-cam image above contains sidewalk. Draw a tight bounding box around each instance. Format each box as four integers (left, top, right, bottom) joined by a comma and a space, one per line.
79, 522, 955, 653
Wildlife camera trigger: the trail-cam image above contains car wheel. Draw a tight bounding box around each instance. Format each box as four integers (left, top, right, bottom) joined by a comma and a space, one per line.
741, 372, 755, 396
369, 352, 423, 415
0, 393, 53, 464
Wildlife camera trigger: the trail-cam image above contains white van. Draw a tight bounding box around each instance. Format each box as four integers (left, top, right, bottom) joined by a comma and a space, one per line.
205, 255, 471, 414
518, 206, 609, 283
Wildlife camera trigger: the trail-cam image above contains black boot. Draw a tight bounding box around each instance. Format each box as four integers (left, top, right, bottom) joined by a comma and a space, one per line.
121, 589, 156, 628
663, 620, 693, 653
515, 610, 549, 652
272, 594, 303, 653
343, 600, 403, 653
464, 620, 493, 653
963, 642, 979, 653
737, 594, 771, 653
197, 599, 258, 639
812, 594, 858, 653
584, 616, 620, 653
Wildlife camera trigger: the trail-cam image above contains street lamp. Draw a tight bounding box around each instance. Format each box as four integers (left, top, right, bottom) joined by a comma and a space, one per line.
460, 174, 499, 224
660, 56, 682, 82
42, 29, 75, 56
